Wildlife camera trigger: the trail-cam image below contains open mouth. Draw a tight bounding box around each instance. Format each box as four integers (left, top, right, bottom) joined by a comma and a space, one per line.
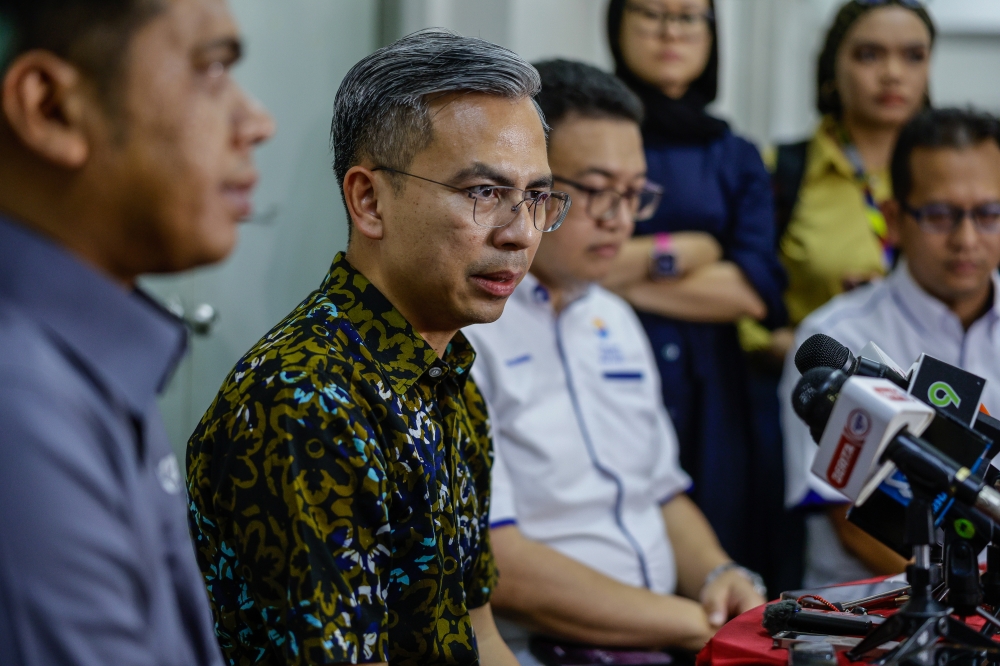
221, 175, 259, 221
470, 270, 522, 298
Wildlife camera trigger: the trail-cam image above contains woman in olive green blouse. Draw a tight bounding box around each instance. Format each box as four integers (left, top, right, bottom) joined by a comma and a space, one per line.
743, 0, 935, 358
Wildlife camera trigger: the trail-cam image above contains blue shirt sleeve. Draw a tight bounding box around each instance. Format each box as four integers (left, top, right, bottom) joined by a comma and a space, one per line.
0, 376, 159, 666
722, 135, 788, 330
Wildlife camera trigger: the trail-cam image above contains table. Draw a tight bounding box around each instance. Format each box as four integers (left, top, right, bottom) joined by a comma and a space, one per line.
695, 597, 994, 666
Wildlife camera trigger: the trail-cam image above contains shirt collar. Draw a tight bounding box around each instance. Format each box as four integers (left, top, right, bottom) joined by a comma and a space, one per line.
515, 272, 593, 312
318, 253, 475, 395
809, 116, 860, 182
0, 216, 187, 415
888, 258, 1000, 336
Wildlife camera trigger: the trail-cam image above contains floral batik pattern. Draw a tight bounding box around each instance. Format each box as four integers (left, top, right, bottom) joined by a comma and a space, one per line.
187, 253, 497, 666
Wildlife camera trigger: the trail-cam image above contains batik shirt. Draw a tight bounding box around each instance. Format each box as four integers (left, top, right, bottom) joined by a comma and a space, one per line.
187, 253, 497, 666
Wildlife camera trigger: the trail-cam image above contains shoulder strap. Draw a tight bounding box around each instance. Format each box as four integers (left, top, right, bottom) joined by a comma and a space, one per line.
772, 140, 810, 246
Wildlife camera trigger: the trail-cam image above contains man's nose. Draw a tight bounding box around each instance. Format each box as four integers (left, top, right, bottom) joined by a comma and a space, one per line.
492, 201, 542, 250
601, 197, 633, 230
950, 214, 981, 249
236, 93, 277, 148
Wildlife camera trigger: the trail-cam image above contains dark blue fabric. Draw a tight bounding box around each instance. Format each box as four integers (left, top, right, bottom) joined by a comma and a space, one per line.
635, 130, 787, 570
0, 217, 223, 666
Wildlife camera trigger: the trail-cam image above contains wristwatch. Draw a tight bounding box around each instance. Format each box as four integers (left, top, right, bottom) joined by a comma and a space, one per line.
648, 232, 678, 279
701, 562, 767, 599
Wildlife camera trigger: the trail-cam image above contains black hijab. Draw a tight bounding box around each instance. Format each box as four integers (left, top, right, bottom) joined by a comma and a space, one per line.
607, 0, 728, 145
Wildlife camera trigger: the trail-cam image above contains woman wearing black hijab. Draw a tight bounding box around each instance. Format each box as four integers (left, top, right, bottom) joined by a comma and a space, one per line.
603, 0, 788, 586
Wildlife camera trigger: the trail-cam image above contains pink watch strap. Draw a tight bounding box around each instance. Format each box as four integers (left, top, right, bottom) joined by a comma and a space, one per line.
654, 232, 673, 252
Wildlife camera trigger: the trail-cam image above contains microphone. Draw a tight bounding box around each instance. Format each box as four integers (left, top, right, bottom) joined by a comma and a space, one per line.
795, 334, 909, 389
792, 370, 1000, 524
762, 600, 884, 636
908, 353, 987, 426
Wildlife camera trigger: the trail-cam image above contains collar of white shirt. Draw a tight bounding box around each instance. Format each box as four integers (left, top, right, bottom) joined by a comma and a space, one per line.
889, 259, 1000, 339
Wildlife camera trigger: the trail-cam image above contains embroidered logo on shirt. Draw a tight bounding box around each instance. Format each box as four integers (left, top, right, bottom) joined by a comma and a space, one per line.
593, 318, 609, 338
533, 284, 550, 303
156, 454, 182, 495
505, 354, 532, 367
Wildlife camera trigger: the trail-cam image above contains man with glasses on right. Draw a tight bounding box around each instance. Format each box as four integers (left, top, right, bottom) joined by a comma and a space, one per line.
782, 107, 1000, 587
465, 60, 765, 665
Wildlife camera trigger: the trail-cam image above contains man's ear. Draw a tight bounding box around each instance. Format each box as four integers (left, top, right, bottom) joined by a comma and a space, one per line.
343, 166, 386, 241
1, 50, 90, 168
882, 199, 902, 247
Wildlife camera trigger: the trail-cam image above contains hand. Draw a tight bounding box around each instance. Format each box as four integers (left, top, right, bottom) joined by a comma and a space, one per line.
699, 569, 766, 629
765, 326, 795, 362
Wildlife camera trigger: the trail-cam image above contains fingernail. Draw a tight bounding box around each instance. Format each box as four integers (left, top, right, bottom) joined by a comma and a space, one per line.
710, 612, 725, 626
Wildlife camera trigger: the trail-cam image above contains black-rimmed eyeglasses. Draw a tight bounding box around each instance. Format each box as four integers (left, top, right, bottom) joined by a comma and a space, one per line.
371, 167, 571, 232
624, 2, 715, 37
904, 201, 1000, 235
553, 176, 664, 223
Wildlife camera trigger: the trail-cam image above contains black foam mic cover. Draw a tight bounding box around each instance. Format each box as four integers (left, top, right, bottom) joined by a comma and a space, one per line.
792, 367, 848, 443
795, 334, 852, 375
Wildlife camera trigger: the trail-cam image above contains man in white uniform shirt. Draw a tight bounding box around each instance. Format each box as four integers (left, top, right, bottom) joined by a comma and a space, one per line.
782, 108, 1000, 588
465, 60, 765, 663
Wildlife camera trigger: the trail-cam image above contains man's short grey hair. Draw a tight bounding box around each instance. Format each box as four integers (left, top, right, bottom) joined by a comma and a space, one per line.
331, 29, 545, 198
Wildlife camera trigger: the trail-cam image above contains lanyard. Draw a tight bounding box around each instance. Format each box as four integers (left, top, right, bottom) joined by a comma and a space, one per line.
837, 126, 896, 270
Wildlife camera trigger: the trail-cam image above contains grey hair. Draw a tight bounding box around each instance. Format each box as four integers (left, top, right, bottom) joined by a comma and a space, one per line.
331, 29, 545, 199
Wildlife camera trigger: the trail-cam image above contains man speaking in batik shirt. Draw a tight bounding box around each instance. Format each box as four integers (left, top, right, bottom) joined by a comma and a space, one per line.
186, 30, 570, 666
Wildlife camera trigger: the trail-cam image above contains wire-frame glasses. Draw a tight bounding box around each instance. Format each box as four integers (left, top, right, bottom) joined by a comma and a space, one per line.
553, 176, 664, 223
371, 167, 571, 232
904, 201, 1000, 235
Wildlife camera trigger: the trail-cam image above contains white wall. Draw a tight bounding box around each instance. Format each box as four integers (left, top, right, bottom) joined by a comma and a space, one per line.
382, 0, 1000, 148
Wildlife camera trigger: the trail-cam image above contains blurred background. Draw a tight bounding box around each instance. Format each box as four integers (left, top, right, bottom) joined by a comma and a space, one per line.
147, 0, 1000, 460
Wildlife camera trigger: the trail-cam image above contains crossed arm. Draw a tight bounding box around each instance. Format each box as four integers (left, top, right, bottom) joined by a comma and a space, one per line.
488, 494, 765, 653
603, 233, 767, 323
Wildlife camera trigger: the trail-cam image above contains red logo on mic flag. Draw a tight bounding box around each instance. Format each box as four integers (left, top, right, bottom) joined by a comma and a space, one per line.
827, 409, 871, 489
874, 386, 909, 402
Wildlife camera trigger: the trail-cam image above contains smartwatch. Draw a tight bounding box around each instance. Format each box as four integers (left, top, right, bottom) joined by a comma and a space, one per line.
649, 232, 678, 279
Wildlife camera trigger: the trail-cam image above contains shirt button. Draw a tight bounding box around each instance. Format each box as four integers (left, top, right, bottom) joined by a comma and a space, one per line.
428, 367, 443, 378
662, 343, 681, 362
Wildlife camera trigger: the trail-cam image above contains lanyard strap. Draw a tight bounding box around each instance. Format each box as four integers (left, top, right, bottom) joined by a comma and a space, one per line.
836, 126, 895, 270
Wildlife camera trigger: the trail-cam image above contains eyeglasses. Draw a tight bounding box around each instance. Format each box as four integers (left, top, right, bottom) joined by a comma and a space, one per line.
371, 167, 571, 232
854, 0, 924, 8
624, 2, 715, 37
553, 176, 664, 223
903, 201, 1000, 235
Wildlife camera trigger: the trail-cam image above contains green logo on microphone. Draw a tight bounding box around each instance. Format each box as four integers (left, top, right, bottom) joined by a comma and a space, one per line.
954, 518, 976, 540
929, 381, 961, 408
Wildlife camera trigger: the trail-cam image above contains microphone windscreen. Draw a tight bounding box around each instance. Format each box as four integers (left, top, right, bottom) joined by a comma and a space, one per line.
762, 600, 798, 635
793, 367, 848, 443
792, 367, 836, 422
795, 334, 852, 375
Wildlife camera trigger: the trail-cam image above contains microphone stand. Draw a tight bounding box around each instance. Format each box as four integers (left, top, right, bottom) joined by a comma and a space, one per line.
846, 497, 998, 664
980, 542, 1000, 666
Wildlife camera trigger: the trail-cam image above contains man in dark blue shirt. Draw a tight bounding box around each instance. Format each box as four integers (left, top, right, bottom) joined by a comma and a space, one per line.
0, 1, 273, 664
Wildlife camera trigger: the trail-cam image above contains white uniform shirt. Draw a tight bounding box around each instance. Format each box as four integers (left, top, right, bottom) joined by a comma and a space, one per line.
465, 274, 692, 595
780, 262, 1000, 585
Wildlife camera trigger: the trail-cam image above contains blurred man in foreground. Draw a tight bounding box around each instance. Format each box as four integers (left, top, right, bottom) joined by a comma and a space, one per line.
782, 108, 1000, 587
187, 30, 565, 666
465, 60, 764, 665
0, 0, 273, 664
